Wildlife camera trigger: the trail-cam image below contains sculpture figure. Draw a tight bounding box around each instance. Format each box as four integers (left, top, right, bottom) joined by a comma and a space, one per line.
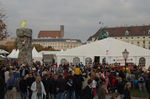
16, 21, 32, 66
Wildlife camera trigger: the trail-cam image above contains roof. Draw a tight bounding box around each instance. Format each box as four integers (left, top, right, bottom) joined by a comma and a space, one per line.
88, 25, 150, 41
38, 31, 61, 38
32, 38, 82, 43
57, 37, 150, 57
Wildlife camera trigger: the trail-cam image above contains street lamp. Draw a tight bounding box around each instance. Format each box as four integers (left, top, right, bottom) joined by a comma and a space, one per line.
122, 49, 129, 74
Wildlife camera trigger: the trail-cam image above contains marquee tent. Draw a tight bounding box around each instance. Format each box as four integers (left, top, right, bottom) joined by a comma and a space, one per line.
32, 47, 42, 62
0, 49, 9, 54
7, 49, 18, 58
56, 38, 150, 69
8, 47, 42, 62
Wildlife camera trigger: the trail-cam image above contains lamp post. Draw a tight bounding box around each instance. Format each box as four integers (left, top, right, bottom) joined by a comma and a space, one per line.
122, 49, 129, 74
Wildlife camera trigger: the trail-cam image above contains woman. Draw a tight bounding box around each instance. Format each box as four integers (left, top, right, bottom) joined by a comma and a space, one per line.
123, 82, 131, 99
81, 79, 93, 99
98, 82, 107, 99
31, 76, 46, 99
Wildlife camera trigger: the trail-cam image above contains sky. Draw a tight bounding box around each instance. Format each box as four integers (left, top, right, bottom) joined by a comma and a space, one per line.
1, 0, 150, 42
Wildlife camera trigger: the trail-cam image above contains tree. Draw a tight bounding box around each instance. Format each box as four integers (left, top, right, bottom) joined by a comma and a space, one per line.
0, 8, 7, 40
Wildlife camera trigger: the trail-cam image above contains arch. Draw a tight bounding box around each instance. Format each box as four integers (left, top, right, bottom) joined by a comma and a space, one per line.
139, 57, 146, 67
60, 58, 67, 65
73, 57, 80, 65
85, 57, 92, 64
102, 57, 106, 64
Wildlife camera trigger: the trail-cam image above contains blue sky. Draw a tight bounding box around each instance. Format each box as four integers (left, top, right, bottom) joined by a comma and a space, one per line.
1, 0, 150, 42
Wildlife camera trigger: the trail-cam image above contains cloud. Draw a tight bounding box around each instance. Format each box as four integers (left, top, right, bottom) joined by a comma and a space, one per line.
1, 0, 150, 42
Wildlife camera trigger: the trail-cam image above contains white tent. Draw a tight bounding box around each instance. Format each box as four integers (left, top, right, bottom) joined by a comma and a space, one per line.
7, 49, 17, 58
57, 38, 150, 69
0, 49, 9, 54
32, 47, 42, 62
8, 48, 42, 62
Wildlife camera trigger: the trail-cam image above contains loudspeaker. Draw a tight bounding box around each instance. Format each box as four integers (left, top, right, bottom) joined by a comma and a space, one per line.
94, 56, 100, 63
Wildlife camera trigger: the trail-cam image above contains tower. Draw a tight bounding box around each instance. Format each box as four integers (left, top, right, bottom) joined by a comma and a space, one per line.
60, 25, 64, 38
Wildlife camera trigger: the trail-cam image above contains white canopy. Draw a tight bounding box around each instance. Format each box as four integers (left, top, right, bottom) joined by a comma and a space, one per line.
0, 49, 9, 54
7, 49, 18, 58
32, 47, 43, 62
57, 37, 150, 57
32, 47, 42, 58
8, 47, 42, 60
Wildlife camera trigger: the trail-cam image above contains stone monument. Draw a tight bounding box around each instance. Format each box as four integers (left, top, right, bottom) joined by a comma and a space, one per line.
16, 21, 32, 66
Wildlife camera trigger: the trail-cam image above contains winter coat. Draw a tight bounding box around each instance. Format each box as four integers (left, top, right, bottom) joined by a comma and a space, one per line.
31, 81, 46, 99
81, 85, 93, 99
146, 78, 150, 93
98, 84, 107, 99
124, 88, 131, 99
19, 79, 27, 93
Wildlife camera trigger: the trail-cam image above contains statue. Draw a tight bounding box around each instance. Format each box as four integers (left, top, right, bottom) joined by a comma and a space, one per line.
97, 28, 109, 40
16, 21, 32, 66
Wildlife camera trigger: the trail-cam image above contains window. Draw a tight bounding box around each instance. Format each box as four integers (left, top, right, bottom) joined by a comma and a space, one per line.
137, 37, 140, 39
131, 37, 133, 39
143, 45, 145, 48
143, 37, 145, 39
148, 30, 150, 34
120, 37, 122, 39
126, 37, 128, 39
143, 40, 145, 44
125, 30, 129, 35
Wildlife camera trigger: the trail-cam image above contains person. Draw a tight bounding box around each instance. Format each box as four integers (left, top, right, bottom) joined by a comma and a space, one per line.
65, 71, 76, 99
116, 77, 125, 99
146, 73, 150, 99
138, 75, 145, 91
26, 73, 35, 99
74, 65, 82, 76
31, 76, 46, 99
81, 79, 93, 99
0, 76, 5, 99
123, 82, 131, 99
6, 71, 16, 99
56, 75, 66, 99
42, 74, 50, 99
19, 76, 27, 99
98, 82, 107, 99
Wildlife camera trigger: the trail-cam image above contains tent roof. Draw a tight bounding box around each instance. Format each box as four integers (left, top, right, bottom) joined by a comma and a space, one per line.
57, 37, 150, 57
0, 49, 9, 54
32, 47, 42, 58
7, 49, 17, 58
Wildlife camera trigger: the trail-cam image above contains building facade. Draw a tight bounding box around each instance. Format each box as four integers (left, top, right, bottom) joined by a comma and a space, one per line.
88, 25, 150, 50
32, 38, 82, 51
38, 25, 64, 38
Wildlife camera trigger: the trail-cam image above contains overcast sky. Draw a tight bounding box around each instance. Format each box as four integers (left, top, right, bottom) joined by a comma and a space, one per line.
1, 0, 150, 42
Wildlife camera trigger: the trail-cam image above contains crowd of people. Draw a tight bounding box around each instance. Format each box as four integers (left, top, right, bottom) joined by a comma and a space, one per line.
0, 62, 150, 99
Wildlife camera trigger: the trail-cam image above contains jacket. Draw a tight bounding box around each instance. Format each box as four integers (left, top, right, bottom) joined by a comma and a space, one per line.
31, 81, 46, 99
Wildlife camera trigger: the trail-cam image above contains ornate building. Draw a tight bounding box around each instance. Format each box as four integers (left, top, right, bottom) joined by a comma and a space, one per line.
87, 25, 150, 49
32, 38, 82, 51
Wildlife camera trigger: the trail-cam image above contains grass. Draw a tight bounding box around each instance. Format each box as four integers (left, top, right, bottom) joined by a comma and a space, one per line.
131, 89, 149, 98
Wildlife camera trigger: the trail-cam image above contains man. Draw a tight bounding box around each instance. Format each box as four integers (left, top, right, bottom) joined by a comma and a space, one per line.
146, 73, 150, 99
65, 71, 76, 99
